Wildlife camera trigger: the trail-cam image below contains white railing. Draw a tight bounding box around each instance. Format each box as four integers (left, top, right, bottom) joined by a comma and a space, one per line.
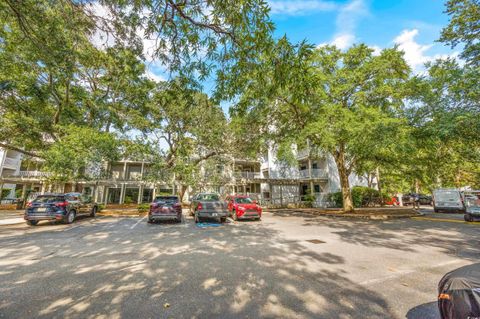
311, 169, 328, 179
234, 171, 262, 179
298, 170, 310, 178
2, 157, 20, 169
16, 171, 51, 178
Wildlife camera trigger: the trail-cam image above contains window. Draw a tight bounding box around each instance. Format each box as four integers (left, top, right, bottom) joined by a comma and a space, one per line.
235, 197, 253, 204
314, 185, 321, 193
312, 162, 318, 169
197, 194, 220, 201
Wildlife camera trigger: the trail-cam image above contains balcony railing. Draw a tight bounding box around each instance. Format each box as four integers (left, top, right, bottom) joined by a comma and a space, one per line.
2, 157, 20, 169
234, 171, 262, 179
269, 169, 328, 180
9, 171, 51, 178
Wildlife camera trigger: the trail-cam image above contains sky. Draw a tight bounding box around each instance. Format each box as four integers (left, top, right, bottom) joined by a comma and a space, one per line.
267, 0, 456, 72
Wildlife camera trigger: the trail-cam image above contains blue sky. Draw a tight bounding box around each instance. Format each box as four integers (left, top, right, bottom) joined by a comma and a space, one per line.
269, 0, 456, 70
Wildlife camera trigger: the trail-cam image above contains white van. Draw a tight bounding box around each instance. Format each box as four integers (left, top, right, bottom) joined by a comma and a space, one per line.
433, 189, 465, 213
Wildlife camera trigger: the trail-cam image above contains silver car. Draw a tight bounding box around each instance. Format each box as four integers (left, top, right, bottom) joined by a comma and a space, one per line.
190, 193, 228, 223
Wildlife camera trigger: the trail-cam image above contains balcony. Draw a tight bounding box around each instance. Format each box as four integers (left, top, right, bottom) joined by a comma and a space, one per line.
5, 171, 51, 178
2, 157, 20, 169
234, 171, 262, 179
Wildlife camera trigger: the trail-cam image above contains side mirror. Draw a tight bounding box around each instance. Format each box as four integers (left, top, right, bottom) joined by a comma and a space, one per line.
253, 200, 258, 204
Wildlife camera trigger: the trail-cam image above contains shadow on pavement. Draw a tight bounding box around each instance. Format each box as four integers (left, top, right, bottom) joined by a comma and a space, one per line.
0, 215, 397, 319
406, 301, 440, 319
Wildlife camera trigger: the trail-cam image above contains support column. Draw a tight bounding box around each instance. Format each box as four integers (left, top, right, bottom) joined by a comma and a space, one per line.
152, 185, 156, 200
103, 186, 108, 205
0, 183, 3, 203
119, 184, 125, 204
22, 183, 28, 200
310, 181, 314, 196
123, 161, 128, 180
40, 182, 46, 195
137, 184, 143, 204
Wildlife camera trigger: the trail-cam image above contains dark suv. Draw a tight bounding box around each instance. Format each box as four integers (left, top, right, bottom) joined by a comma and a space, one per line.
148, 196, 182, 223
24, 193, 98, 226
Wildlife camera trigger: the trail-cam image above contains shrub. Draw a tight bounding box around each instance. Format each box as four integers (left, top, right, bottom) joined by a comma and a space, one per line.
124, 196, 133, 204
328, 191, 343, 208
303, 194, 316, 208
1, 189, 10, 200
138, 203, 150, 213
97, 204, 106, 211
328, 187, 382, 208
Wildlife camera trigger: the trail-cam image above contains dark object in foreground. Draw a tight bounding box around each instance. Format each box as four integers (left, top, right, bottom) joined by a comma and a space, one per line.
438, 263, 480, 319
24, 193, 97, 225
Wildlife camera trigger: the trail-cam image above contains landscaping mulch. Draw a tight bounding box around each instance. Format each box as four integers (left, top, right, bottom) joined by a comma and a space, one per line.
265, 207, 420, 220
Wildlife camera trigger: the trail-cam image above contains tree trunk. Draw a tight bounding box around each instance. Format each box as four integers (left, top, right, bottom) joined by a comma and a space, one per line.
179, 185, 188, 202
376, 167, 384, 206
334, 147, 354, 212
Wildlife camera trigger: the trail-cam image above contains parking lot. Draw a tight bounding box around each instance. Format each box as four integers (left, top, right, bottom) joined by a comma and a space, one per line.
0, 210, 479, 319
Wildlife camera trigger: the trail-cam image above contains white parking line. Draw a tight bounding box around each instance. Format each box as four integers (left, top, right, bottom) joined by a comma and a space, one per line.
130, 216, 146, 229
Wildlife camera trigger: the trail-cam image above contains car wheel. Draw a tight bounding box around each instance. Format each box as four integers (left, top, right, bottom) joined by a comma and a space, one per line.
233, 211, 238, 221
147, 218, 153, 223
27, 220, 39, 226
434, 208, 439, 213
257, 217, 261, 221
220, 217, 226, 223
65, 210, 76, 224
464, 214, 473, 222
90, 206, 97, 217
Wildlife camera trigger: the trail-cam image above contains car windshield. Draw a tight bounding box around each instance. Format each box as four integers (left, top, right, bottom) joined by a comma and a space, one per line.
34, 196, 64, 203
434, 191, 461, 202
235, 197, 253, 204
154, 196, 178, 204
464, 194, 480, 208
197, 194, 220, 201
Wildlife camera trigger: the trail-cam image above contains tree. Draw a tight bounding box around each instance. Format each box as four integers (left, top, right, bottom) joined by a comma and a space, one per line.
233, 40, 412, 212
440, 0, 480, 66
407, 58, 480, 189
134, 79, 230, 201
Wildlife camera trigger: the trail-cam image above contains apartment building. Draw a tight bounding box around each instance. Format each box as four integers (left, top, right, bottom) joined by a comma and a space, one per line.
0, 146, 370, 207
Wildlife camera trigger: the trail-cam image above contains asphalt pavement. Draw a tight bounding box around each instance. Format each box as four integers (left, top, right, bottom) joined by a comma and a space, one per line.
0, 209, 478, 318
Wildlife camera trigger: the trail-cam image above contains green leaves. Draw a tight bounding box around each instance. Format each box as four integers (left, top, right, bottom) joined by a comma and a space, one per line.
440, 0, 480, 66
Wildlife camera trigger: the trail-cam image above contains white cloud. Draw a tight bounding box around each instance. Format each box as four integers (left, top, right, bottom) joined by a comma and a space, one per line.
393, 29, 432, 69
370, 45, 382, 56
268, 0, 337, 16
317, 0, 369, 50
331, 34, 355, 50
393, 29, 459, 72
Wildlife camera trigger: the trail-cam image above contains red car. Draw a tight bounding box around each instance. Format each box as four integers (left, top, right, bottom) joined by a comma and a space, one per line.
226, 195, 262, 221
148, 196, 182, 223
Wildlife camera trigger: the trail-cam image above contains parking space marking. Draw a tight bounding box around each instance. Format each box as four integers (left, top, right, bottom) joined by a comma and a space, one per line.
130, 216, 146, 229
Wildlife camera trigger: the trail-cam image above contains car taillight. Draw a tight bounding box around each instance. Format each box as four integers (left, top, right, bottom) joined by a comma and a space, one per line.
197, 203, 203, 210
174, 203, 181, 209
55, 201, 68, 207
151, 203, 158, 209
26, 202, 32, 208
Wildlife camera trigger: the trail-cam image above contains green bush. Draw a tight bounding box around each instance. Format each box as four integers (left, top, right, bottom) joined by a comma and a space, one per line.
1, 189, 11, 200
328, 187, 382, 208
124, 196, 133, 204
328, 192, 343, 208
137, 203, 150, 213
97, 204, 106, 211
